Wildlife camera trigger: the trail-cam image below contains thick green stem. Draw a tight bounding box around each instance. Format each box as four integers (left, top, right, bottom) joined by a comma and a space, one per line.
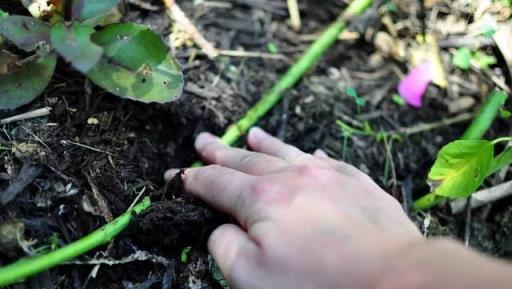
221, 0, 372, 145
0, 197, 151, 287
191, 0, 373, 168
462, 90, 508, 140
413, 90, 509, 210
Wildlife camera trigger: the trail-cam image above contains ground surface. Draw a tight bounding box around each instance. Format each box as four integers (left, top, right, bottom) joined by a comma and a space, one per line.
1, 0, 511, 288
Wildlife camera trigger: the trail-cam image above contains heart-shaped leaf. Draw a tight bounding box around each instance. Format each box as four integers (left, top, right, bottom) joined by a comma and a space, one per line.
0, 53, 56, 110
87, 23, 183, 103
70, 0, 121, 22
0, 16, 50, 51
428, 140, 494, 199
50, 22, 102, 73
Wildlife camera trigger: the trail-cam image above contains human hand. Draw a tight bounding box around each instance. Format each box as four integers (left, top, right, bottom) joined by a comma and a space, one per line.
165, 127, 422, 289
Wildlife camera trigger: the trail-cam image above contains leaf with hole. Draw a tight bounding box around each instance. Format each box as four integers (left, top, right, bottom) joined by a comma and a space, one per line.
428, 140, 494, 199
50, 22, 102, 73
70, 0, 121, 22
87, 23, 183, 103
0, 53, 56, 110
0, 15, 50, 51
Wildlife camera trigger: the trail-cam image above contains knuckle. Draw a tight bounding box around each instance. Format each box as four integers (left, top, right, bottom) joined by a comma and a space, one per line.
239, 153, 262, 166
296, 163, 330, 178
248, 179, 279, 203
200, 164, 222, 177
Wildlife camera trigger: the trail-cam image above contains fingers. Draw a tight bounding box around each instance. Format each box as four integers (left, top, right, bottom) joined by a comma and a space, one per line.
313, 148, 371, 180
314, 149, 329, 158
248, 127, 309, 161
208, 224, 259, 288
195, 133, 290, 175
174, 165, 266, 227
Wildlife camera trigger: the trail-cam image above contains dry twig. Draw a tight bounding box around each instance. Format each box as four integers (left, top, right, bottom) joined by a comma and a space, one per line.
0, 107, 52, 125
287, 0, 302, 31
451, 181, 512, 214
162, 0, 219, 59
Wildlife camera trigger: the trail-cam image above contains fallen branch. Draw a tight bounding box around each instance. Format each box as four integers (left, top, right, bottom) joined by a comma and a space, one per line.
162, 0, 219, 59
450, 181, 512, 214
0, 162, 43, 205
0, 197, 151, 287
0, 107, 52, 125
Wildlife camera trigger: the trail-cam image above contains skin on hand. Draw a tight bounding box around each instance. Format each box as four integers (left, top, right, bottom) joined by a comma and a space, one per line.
164, 127, 512, 289
165, 127, 422, 289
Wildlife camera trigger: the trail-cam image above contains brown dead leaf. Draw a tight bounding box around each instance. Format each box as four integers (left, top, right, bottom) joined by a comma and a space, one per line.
374, 31, 406, 61
409, 34, 448, 88
0, 50, 19, 75
435, 15, 468, 36
447, 96, 476, 114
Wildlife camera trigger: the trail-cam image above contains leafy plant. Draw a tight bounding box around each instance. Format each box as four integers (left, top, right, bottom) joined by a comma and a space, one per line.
413, 90, 510, 210
0, 0, 183, 110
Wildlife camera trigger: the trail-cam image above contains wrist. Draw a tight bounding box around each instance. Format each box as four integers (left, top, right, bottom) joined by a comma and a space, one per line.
374, 238, 512, 289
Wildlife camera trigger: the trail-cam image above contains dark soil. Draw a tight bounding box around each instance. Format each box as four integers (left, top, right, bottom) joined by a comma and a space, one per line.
1, 0, 511, 288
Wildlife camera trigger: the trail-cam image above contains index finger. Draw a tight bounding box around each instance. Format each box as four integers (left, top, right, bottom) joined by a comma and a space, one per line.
168, 165, 264, 228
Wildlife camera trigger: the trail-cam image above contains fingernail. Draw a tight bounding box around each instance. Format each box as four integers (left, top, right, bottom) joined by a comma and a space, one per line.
248, 127, 269, 142
314, 149, 329, 158
195, 132, 218, 150
164, 169, 180, 182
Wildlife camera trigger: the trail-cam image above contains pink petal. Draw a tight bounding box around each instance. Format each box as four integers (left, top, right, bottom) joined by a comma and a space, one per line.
398, 62, 434, 108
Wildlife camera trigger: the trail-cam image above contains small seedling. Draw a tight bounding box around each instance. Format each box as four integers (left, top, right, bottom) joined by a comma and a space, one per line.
266, 42, 279, 54
345, 86, 365, 113
414, 137, 512, 210
413, 90, 510, 210
0, 1, 184, 110
180, 246, 192, 263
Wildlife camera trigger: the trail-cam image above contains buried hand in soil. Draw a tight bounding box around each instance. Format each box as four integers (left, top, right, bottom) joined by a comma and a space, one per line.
165, 127, 512, 289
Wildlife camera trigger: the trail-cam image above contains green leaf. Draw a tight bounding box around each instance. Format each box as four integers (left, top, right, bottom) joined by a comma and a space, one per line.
87, 23, 183, 103
0, 16, 50, 52
0, 9, 7, 19
428, 140, 494, 198
501, 108, 512, 119
70, 0, 121, 22
488, 146, 512, 177
392, 93, 406, 106
452, 48, 472, 70
267, 42, 279, 54
473, 51, 497, 69
0, 53, 56, 110
50, 22, 102, 73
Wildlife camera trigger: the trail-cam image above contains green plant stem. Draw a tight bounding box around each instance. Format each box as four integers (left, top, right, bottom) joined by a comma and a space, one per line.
491, 136, 512, 145
462, 90, 508, 140
413, 90, 509, 210
191, 0, 373, 167
0, 197, 151, 287
487, 146, 512, 177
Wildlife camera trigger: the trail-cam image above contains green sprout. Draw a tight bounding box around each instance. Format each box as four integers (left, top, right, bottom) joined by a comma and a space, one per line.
413, 90, 510, 210
0, 1, 184, 111
180, 246, 192, 263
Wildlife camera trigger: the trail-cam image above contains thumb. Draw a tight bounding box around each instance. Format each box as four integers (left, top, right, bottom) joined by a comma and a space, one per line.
208, 224, 260, 288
